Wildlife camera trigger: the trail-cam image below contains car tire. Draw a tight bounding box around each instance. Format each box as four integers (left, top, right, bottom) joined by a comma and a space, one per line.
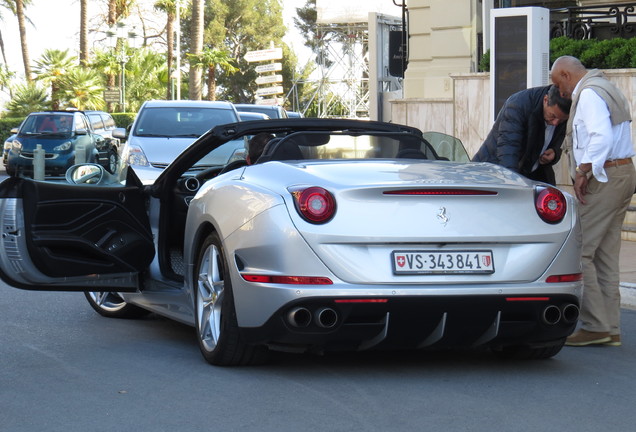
194, 232, 269, 366
493, 338, 566, 360
84, 291, 150, 319
106, 148, 119, 174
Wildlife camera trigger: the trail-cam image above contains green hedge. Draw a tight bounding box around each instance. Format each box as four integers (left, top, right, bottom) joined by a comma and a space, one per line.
479, 36, 636, 72
112, 112, 137, 129
0, 112, 137, 144
0, 117, 24, 144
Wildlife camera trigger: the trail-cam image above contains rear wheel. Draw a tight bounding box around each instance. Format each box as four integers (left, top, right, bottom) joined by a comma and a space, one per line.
493, 339, 566, 360
84, 292, 150, 319
194, 232, 268, 366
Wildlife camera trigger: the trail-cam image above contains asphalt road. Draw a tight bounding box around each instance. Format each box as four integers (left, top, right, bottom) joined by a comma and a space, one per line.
1, 284, 636, 432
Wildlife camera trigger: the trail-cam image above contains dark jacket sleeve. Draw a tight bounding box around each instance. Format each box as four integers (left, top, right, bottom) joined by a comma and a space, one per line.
473, 86, 551, 173
492, 96, 532, 171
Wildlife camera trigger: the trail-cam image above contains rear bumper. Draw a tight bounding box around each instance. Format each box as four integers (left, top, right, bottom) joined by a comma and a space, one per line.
240, 294, 579, 352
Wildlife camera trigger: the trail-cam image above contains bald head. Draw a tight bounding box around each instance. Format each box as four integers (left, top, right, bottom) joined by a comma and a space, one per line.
550, 56, 587, 99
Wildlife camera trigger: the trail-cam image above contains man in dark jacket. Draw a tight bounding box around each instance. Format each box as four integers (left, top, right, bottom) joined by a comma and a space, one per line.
472, 85, 571, 185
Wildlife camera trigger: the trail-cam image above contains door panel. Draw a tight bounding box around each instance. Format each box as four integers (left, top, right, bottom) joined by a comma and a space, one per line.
0, 177, 154, 291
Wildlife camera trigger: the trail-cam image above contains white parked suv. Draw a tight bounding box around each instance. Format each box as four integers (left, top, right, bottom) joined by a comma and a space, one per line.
114, 100, 242, 183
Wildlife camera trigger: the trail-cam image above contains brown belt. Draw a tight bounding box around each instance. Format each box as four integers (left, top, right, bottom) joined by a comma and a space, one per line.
603, 158, 633, 168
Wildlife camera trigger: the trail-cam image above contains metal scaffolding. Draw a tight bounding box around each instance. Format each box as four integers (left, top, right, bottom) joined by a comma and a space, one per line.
286, 22, 370, 119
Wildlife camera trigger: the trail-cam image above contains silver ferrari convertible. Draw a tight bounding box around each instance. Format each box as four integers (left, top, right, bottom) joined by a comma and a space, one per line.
0, 119, 582, 365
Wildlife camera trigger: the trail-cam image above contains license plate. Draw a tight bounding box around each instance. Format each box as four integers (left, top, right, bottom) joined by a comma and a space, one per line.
391, 250, 494, 275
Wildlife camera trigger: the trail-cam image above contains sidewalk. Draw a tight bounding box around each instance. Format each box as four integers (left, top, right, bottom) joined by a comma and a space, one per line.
620, 239, 636, 308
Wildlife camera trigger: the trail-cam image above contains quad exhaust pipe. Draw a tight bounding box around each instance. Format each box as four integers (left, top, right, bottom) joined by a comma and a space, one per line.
287, 306, 339, 329
541, 303, 579, 325
542, 305, 561, 325
315, 307, 338, 328
287, 307, 312, 328
561, 303, 580, 324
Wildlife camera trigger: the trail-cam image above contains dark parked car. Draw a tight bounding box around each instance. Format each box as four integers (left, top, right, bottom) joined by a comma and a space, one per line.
84, 110, 121, 172
3, 125, 20, 166
6, 110, 119, 177
286, 110, 304, 118
238, 111, 270, 121
234, 104, 288, 119
85, 110, 118, 136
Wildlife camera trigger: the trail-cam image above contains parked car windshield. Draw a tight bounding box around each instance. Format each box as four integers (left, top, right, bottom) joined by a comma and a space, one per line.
19, 113, 74, 137
132, 107, 237, 138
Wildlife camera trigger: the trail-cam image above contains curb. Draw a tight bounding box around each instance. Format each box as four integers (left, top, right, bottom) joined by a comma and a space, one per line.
620, 282, 636, 309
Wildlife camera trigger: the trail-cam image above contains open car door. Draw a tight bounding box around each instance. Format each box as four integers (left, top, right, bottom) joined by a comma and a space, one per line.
0, 175, 154, 292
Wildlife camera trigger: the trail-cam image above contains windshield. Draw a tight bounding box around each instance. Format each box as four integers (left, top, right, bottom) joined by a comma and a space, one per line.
188, 130, 467, 175
253, 131, 456, 163
19, 114, 74, 137
133, 107, 238, 138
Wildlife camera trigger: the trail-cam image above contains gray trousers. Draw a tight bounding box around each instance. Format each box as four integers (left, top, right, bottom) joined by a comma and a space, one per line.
579, 162, 636, 335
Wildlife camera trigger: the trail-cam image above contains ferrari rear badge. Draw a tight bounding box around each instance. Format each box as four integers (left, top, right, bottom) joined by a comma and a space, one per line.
437, 207, 449, 226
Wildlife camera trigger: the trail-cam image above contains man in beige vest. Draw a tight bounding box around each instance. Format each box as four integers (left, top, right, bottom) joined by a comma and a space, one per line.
550, 56, 636, 347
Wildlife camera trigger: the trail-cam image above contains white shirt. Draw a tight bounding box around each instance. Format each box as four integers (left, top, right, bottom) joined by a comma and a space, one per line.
571, 87, 634, 182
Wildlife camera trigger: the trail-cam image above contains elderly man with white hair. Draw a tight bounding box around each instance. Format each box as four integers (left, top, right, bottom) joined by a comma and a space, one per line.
550, 55, 636, 347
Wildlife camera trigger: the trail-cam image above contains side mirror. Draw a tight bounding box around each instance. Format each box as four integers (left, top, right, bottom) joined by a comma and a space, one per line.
66, 163, 105, 185
112, 127, 128, 139
75, 129, 88, 136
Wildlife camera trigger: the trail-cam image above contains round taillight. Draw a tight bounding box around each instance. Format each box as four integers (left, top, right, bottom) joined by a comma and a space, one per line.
292, 186, 336, 223
535, 186, 566, 223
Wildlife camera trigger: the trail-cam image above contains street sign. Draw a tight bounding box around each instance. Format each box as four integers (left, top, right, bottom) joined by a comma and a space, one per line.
256, 97, 285, 105
244, 48, 283, 63
255, 63, 282, 73
103, 89, 120, 102
255, 86, 284, 97
255, 74, 283, 85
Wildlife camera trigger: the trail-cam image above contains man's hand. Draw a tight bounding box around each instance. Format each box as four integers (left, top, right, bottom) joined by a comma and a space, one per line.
574, 172, 589, 204
539, 148, 556, 165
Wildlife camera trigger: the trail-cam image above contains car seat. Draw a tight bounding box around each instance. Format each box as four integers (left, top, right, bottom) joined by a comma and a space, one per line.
256, 138, 303, 163
396, 148, 427, 159
39, 117, 57, 132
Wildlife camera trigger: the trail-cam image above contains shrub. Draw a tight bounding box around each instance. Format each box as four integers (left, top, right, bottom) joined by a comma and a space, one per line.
479, 37, 636, 72
549, 36, 595, 63
0, 117, 24, 142
111, 112, 137, 129
478, 49, 490, 72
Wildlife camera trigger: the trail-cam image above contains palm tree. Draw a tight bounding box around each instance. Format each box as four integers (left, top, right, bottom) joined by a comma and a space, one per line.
5, 82, 48, 116
0, 64, 14, 98
0, 1, 16, 69
124, 48, 168, 111
33, 49, 77, 110
108, 0, 134, 24
154, 0, 177, 99
188, 49, 238, 101
15, 0, 32, 82
106, 0, 136, 110
79, 0, 88, 66
61, 67, 105, 110
189, 0, 204, 100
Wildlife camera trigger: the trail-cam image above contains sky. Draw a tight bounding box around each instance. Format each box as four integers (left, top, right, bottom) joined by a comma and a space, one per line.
1, 0, 309, 79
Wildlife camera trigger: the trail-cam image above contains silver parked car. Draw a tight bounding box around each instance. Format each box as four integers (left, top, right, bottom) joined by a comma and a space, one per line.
115, 100, 242, 183
0, 119, 582, 366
